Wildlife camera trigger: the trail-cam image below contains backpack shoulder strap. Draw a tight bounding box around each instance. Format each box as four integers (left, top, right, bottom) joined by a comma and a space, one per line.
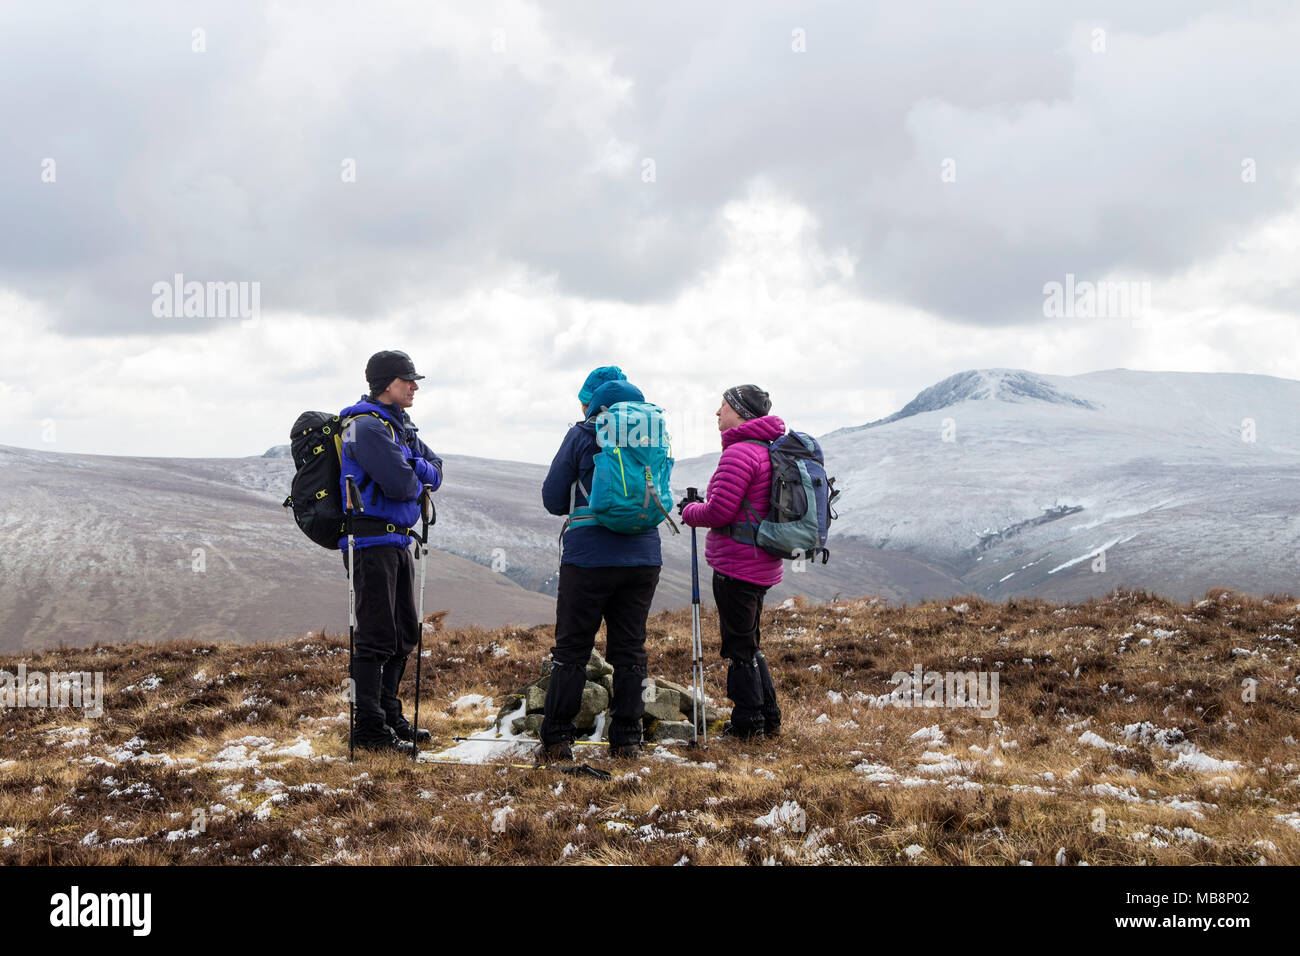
337, 413, 400, 493
727, 438, 777, 543
342, 411, 397, 443
569, 478, 590, 513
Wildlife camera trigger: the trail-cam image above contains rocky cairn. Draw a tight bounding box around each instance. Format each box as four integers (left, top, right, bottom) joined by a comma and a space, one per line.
494, 650, 727, 742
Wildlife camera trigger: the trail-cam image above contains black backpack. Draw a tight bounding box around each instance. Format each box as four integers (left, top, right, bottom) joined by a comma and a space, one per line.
282, 410, 401, 549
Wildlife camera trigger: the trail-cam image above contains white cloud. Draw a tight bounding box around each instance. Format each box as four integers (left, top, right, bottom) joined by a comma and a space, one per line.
5, 178, 1297, 462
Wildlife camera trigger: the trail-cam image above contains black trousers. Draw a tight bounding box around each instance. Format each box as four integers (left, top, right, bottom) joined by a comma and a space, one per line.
540, 564, 660, 748
342, 544, 420, 737
712, 570, 780, 734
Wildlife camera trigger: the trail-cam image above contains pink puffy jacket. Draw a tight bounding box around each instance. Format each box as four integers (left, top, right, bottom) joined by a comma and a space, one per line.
680, 415, 786, 587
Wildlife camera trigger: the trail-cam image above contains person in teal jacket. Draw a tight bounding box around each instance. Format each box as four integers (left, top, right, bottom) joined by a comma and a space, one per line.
538, 370, 662, 761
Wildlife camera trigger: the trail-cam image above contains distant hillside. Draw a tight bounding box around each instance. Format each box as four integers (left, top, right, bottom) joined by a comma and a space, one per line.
2, 367, 1296, 651
0, 445, 556, 653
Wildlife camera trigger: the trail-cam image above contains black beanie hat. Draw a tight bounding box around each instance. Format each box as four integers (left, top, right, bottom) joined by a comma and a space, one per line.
366, 350, 424, 396
724, 384, 771, 420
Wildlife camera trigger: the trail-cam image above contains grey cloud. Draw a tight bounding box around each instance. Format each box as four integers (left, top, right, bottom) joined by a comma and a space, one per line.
550, 0, 1300, 323
1, 0, 1297, 335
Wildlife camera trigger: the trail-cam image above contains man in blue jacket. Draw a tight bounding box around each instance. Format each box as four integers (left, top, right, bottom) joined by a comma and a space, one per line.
339, 350, 443, 753
539, 373, 661, 760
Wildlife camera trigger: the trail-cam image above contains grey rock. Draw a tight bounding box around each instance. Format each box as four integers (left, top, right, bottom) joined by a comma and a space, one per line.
642, 685, 682, 722
701, 714, 728, 735
653, 677, 715, 719
694, 706, 729, 728
586, 650, 614, 681
647, 719, 696, 743
525, 683, 547, 712
494, 694, 525, 730
664, 684, 726, 724
655, 677, 695, 700
574, 681, 610, 730
511, 713, 544, 736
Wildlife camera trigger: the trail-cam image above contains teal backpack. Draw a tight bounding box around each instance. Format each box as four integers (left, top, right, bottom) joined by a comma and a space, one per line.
564, 401, 680, 539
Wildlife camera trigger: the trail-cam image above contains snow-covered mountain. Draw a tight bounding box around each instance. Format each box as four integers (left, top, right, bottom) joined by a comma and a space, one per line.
854, 368, 1099, 428
727, 368, 1298, 604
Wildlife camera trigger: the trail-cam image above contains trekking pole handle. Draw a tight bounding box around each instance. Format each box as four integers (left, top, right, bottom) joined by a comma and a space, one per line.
685, 486, 703, 504
345, 476, 363, 515
419, 483, 434, 542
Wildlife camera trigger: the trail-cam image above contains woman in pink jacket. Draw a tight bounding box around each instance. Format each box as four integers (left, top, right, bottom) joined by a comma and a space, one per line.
679, 385, 785, 741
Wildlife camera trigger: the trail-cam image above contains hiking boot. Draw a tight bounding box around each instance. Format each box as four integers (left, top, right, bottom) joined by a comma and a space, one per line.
720, 720, 765, 743
352, 726, 412, 755
610, 742, 642, 759
387, 721, 432, 744
537, 740, 574, 763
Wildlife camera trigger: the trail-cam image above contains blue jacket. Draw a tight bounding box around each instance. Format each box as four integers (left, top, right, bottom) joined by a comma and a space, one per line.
338, 395, 443, 550
542, 380, 662, 567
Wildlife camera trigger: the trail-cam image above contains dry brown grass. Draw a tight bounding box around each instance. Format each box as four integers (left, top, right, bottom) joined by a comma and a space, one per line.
2, 587, 1298, 866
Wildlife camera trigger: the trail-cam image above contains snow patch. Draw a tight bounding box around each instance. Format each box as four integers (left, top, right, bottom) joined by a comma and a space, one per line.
1048, 535, 1136, 575
1169, 750, 1241, 774
755, 801, 806, 833
909, 725, 945, 744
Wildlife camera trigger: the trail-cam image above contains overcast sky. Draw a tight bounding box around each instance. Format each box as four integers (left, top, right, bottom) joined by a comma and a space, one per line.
2, 0, 1297, 464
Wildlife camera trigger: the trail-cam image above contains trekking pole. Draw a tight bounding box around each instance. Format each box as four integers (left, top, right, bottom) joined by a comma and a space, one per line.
344, 475, 363, 763
411, 483, 434, 760
452, 736, 608, 747
423, 759, 612, 779
685, 487, 706, 749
